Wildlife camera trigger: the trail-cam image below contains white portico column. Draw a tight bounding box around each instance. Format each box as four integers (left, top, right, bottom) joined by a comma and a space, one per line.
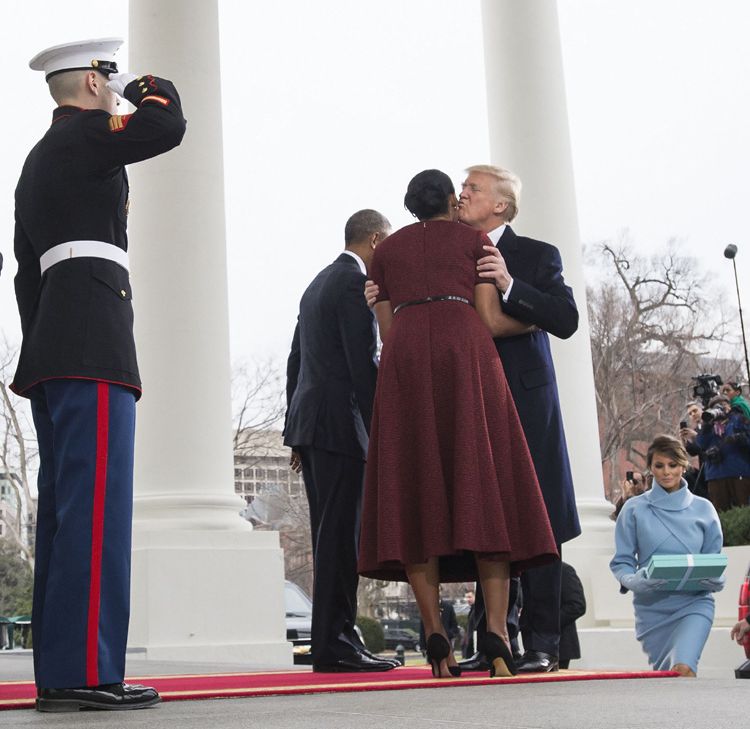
126, 0, 290, 665
480, 0, 615, 630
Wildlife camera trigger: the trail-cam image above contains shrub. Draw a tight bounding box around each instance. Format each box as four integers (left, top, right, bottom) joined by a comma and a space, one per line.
356, 615, 384, 653
720, 505, 750, 546
0, 540, 33, 617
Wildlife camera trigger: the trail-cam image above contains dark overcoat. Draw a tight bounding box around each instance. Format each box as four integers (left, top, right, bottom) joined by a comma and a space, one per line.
494, 225, 581, 544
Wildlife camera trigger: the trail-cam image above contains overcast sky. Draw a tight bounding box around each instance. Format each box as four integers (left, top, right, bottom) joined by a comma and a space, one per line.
1, 0, 749, 371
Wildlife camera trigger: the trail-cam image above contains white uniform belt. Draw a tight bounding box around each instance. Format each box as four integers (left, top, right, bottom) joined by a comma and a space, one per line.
39, 240, 129, 275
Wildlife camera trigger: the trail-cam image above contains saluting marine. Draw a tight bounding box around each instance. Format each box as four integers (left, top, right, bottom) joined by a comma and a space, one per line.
12, 38, 186, 712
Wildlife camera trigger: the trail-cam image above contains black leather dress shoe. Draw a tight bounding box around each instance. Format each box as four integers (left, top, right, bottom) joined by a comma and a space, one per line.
457, 652, 490, 672
360, 649, 400, 667
515, 650, 559, 673
314, 653, 396, 673
36, 683, 161, 712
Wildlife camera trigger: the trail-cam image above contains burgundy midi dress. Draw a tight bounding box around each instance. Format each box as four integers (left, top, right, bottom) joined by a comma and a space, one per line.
358, 220, 557, 582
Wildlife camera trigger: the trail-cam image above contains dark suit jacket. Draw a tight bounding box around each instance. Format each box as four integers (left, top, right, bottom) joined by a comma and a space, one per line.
284, 253, 378, 461
12, 76, 186, 399
559, 561, 586, 661
494, 226, 581, 544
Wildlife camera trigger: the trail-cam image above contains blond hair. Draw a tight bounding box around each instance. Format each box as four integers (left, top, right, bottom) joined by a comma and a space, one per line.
465, 164, 522, 222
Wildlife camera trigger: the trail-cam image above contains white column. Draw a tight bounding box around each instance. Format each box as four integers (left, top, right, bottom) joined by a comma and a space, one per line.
126, 0, 290, 664
480, 0, 614, 627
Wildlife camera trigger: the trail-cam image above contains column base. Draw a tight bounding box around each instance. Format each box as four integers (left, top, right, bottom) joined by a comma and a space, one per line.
134, 493, 252, 531
128, 528, 293, 668
563, 498, 617, 629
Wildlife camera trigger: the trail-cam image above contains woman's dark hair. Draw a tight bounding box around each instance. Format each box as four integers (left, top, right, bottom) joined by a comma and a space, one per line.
404, 169, 455, 221
646, 434, 690, 470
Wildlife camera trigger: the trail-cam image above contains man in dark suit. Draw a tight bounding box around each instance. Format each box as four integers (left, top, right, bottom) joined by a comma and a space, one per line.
12, 39, 185, 711
458, 164, 581, 673
284, 209, 395, 673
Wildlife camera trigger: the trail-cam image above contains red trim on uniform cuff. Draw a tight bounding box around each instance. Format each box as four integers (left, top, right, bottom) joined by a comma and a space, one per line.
86, 382, 110, 687
141, 95, 170, 106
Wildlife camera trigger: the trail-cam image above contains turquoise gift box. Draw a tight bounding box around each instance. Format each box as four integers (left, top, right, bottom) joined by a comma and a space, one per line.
644, 554, 727, 591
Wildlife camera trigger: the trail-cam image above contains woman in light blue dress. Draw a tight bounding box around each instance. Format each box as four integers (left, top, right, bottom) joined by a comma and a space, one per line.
610, 435, 724, 676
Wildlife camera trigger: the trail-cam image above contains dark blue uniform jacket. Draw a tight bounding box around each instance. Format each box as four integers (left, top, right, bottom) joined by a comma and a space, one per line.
12, 76, 186, 399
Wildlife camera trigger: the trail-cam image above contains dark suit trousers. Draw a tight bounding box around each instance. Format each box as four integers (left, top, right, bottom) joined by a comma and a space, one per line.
519, 552, 562, 656
299, 445, 364, 664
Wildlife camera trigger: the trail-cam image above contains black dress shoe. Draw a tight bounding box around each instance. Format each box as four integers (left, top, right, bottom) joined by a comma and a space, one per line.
314, 653, 396, 673
516, 650, 559, 673
360, 648, 400, 667
457, 652, 490, 672
36, 683, 161, 712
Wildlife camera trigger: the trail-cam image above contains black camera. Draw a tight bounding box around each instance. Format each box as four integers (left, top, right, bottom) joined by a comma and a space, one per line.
692, 374, 723, 407
702, 406, 727, 423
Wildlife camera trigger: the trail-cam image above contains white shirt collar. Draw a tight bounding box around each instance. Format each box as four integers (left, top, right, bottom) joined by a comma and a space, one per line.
342, 250, 367, 275
487, 223, 507, 246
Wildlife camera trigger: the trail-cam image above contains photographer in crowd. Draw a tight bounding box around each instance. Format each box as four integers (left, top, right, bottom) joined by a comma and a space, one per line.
721, 381, 750, 420
695, 395, 750, 511
611, 471, 650, 521
679, 401, 709, 499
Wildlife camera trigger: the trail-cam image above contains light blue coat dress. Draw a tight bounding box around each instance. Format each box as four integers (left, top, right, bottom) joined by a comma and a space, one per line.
610, 480, 724, 672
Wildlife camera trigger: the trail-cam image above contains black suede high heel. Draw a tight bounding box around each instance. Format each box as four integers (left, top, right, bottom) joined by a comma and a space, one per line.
480, 632, 517, 677
426, 633, 451, 678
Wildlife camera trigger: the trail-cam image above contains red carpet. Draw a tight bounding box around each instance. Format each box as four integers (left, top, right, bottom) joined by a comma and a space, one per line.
0, 666, 678, 710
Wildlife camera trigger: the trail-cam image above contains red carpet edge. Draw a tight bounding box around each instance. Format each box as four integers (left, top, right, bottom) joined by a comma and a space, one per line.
0, 667, 679, 710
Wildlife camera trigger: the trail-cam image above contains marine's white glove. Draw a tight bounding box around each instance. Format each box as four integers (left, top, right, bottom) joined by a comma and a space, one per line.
106, 72, 138, 97
620, 569, 668, 594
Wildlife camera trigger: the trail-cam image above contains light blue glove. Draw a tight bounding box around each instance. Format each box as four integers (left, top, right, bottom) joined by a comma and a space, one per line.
106, 72, 138, 97
620, 569, 668, 594
697, 575, 726, 592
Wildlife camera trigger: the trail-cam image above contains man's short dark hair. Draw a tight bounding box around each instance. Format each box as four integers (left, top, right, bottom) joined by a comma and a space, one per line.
344, 209, 390, 247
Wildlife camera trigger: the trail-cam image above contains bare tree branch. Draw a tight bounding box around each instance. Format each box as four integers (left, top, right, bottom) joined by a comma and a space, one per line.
587, 234, 741, 499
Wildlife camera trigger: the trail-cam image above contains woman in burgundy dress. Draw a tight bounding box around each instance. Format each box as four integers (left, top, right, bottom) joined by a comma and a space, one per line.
358, 169, 557, 678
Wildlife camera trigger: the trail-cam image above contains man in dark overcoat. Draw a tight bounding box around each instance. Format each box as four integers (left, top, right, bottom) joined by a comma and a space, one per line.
458, 164, 581, 673
284, 209, 395, 673
12, 38, 185, 711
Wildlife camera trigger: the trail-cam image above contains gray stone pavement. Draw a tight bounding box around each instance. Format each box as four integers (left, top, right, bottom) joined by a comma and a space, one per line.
0, 651, 747, 729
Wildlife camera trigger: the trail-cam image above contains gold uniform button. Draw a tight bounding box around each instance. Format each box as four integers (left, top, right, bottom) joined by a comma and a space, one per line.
120, 290, 127, 298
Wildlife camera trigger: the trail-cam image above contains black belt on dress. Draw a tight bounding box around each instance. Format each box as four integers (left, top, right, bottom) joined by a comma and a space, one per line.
393, 295, 470, 315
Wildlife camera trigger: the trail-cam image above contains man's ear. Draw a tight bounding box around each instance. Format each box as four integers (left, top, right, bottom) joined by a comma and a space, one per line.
494, 199, 509, 217
86, 71, 101, 96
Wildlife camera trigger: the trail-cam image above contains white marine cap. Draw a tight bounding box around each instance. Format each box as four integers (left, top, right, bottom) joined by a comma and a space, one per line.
29, 37, 124, 81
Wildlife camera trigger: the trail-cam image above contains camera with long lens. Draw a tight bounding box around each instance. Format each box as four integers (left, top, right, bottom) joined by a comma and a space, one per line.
692, 374, 723, 407
702, 406, 727, 424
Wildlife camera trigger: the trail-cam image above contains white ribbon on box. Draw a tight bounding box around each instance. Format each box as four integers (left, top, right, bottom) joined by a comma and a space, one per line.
674, 553, 695, 591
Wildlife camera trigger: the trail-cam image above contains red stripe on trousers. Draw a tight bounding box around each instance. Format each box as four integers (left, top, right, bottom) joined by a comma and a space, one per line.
86, 383, 109, 686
